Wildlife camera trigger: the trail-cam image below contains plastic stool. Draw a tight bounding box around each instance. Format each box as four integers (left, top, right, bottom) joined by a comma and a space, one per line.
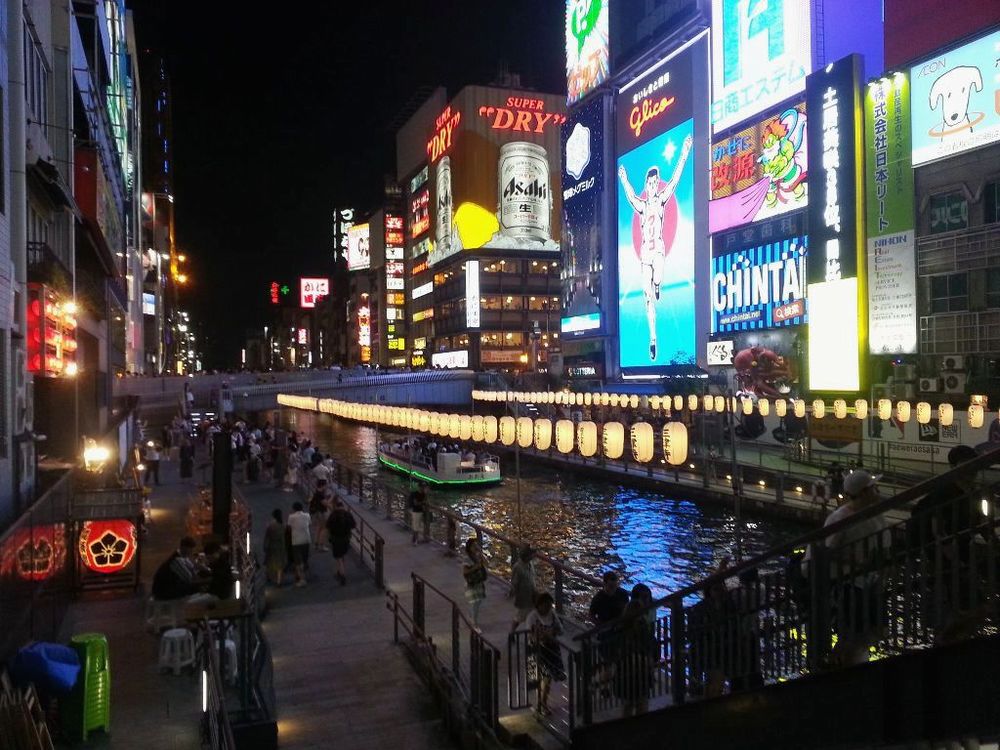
145, 597, 180, 633
158, 629, 195, 675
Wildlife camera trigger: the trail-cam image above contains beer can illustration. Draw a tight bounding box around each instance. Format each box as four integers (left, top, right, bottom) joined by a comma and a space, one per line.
498, 142, 551, 242
435, 156, 453, 253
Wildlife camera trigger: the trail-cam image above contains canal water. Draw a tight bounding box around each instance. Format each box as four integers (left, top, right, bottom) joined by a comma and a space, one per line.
278, 410, 812, 600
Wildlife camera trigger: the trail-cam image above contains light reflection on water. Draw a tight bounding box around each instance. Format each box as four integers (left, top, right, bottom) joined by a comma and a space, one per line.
280, 410, 811, 601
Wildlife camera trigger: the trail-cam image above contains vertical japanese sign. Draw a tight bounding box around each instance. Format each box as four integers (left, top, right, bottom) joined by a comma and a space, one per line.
866, 73, 917, 354
466, 260, 481, 328
566, 0, 610, 104
806, 54, 865, 392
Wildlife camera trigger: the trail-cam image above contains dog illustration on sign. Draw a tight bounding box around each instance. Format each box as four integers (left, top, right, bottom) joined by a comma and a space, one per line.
928, 65, 984, 139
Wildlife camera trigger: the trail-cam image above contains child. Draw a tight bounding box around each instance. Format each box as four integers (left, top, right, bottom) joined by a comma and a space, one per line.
522, 592, 565, 718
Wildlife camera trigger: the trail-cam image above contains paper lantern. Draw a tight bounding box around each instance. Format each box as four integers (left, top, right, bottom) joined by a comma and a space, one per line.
624, 395, 635, 409
812, 400, 826, 419
674, 395, 684, 411
610, 394, 620, 407
517, 417, 534, 448
688, 394, 699, 412
79, 519, 137, 574
10, 524, 66, 581
449, 414, 463, 439
742, 398, 753, 416
460, 415, 473, 441
483, 416, 498, 443
794, 400, 806, 418
662, 422, 689, 466
855, 399, 868, 419
758, 399, 770, 416
577, 393, 586, 406
703, 395, 714, 412
584, 392, 593, 406
547, 392, 556, 404
630, 423, 655, 462
499, 416, 516, 445
600, 393, 610, 406
555, 420, 575, 453
578, 421, 598, 457
714, 396, 725, 413
533, 419, 552, 451
896, 401, 911, 423
471, 415, 485, 442
969, 404, 984, 429
506, 391, 516, 402
603, 422, 625, 459
775, 399, 787, 418
938, 403, 954, 427
428, 413, 440, 435
833, 399, 847, 419
650, 396, 661, 410
877, 399, 892, 420
916, 401, 931, 425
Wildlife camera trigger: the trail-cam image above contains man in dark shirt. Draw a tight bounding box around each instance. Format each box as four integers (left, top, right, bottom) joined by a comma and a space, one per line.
408, 484, 429, 545
589, 571, 629, 692
152, 537, 205, 600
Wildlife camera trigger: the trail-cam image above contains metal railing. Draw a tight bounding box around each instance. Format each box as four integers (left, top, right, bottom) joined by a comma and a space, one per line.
565, 446, 1000, 733
199, 621, 237, 750
387, 573, 501, 730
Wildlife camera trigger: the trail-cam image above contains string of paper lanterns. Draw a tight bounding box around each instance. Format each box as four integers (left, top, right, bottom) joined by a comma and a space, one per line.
277, 394, 690, 465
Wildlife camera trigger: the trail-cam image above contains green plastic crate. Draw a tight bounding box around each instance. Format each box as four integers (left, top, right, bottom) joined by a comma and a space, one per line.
61, 633, 110, 741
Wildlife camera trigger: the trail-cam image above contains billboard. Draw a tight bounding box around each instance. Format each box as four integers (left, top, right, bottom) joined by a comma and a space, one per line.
610, 0, 701, 71
466, 260, 480, 328
333, 207, 355, 261
710, 0, 811, 133
805, 55, 865, 392
616, 34, 707, 374
566, 0, 610, 105
427, 87, 565, 267
709, 102, 808, 232
299, 278, 329, 309
911, 27, 1000, 167
561, 97, 605, 335
142, 292, 155, 316
866, 73, 917, 355
409, 188, 430, 238
711, 234, 808, 333
347, 223, 371, 271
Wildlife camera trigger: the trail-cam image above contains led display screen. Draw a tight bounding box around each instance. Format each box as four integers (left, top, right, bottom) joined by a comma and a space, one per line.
566, 0, 610, 105
347, 223, 371, 271
142, 292, 155, 316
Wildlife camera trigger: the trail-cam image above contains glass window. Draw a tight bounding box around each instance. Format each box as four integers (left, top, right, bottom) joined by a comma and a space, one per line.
987, 268, 1000, 309
930, 272, 968, 313
502, 295, 523, 310
929, 192, 969, 234
986, 181, 1000, 225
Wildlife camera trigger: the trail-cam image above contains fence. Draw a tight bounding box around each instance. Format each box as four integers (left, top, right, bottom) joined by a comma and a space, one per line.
565, 446, 1000, 733
199, 621, 238, 750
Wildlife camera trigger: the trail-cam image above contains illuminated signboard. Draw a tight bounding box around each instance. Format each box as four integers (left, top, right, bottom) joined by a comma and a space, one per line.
466, 260, 480, 328
867, 73, 917, 354
347, 223, 371, 271
432, 350, 469, 368
333, 207, 355, 261
806, 54, 865, 392
709, 102, 808, 232
386, 261, 405, 290
409, 165, 429, 193
410, 189, 430, 238
711, 234, 808, 332
561, 313, 601, 333
412, 260, 429, 276
142, 292, 155, 316
428, 86, 565, 268
269, 281, 290, 305
911, 27, 1000, 167
616, 34, 707, 375
710, 0, 811, 133
385, 214, 405, 246
411, 237, 432, 259
566, 0, 610, 105
299, 278, 330, 309
297, 328, 308, 345
562, 98, 604, 335
412, 307, 434, 323
481, 349, 526, 364
358, 305, 371, 347
411, 282, 433, 300
427, 105, 462, 164
27, 284, 77, 377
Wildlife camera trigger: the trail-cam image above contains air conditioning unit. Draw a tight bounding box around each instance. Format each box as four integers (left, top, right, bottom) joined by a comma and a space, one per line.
942, 355, 966, 371
943, 372, 967, 394
919, 377, 942, 393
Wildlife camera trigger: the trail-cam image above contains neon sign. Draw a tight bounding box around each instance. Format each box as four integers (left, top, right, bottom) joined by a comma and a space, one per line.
410, 190, 430, 238
628, 95, 676, 138
477, 97, 567, 133
427, 106, 462, 163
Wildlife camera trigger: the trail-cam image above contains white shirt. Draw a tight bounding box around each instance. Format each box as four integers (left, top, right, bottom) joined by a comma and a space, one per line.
288, 511, 312, 546
312, 463, 332, 483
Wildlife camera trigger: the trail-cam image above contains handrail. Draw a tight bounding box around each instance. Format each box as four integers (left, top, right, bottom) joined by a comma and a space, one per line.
411, 572, 503, 653
199, 621, 238, 750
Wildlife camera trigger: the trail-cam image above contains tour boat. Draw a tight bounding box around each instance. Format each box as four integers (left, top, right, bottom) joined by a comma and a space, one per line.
377, 439, 502, 487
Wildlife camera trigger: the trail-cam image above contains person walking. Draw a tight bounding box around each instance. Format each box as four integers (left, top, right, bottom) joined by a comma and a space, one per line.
143, 441, 161, 486
509, 544, 537, 631
310, 480, 331, 551
325, 496, 356, 585
287, 501, 312, 587
521, 592, 565, 718
408, 484, 429, 545
263, 509, 287, 587
589, 571, 629, 693
179, 436, 195, 481
463, 538, 488, 630
615, 583, 657, 717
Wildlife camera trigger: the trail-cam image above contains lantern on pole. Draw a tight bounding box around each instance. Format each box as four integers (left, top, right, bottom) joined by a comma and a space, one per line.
877, 399, 892, 421
483, 416, 498, 443
555, 420, 575, 453
916, 401, 931, 425
834, 399, 847, 419
855, 399, 868, 420
578, 422, 598, 457
499, 416, 516, 446
603, 422, 625, 459
758, 399, 770, 417
969, 404, 984, 429
938, 403, 954, 427
630, 423, 655, 463
812, 400, 826, 419
775, 400, 787, 418
703, 395, 714, 412
896, 401, 911, 423
78, 520, 137, 574
687, 394, 698, 412
714, 396, 725, 413
516, 417, 534, 448
742, 398, 753, 416
533, 419, 552, 451
662, 422, 689, 466
673, 395, 684, 411
794, 400, 806, 418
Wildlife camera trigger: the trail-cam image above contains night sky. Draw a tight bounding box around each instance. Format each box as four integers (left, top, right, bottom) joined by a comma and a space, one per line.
129, 1, 565, 368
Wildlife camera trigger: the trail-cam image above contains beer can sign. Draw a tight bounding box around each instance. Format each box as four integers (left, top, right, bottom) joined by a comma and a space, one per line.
435, 156, 453, 252
498, 142, 551, 241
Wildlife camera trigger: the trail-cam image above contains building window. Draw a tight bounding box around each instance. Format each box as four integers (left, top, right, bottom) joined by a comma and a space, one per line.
987, 268, 1000, 309
928, 191, 969, 235
23, 22, 49, 130
930, 273, 968, 313
985, 181, 1000, 225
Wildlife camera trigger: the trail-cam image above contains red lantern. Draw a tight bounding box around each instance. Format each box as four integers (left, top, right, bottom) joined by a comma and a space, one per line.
78, 520, 137, 574
0, 524, 66, 581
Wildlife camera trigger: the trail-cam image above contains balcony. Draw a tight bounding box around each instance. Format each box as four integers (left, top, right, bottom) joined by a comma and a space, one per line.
27, 242, 72, 292
917, 223, 1000, 276
920, 310, 1000, 355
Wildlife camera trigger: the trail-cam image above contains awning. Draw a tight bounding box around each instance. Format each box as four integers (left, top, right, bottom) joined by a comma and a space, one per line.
29, 159, 81, 217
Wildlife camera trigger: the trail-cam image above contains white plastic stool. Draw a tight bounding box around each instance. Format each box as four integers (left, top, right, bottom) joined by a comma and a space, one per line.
145, 596, 180, 633
158, 628, 195, 675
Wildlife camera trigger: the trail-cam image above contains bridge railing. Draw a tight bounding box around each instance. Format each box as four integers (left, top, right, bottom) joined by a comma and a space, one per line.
567, 447, 1000, 731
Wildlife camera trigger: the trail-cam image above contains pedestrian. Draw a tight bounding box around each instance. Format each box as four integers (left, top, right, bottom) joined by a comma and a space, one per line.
151, 536, 207, 600
287, 501, 312, 587
184, 382, 194, 416
589, 571, 629, 693
325, 496, 356, 586
310, 480, 331, 551
615, 583, 657, 717
263, 509, 287, 587
521, 592, 565, 718
407, 484, 428, 545
179, 436, 195, 481
463, 538, 488, 630
143, 441, 161, 486
204, 541, 234, 600
509, 544, 537, 631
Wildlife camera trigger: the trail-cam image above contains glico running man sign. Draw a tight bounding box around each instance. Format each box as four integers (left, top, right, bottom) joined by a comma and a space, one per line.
615, 33, 708, 375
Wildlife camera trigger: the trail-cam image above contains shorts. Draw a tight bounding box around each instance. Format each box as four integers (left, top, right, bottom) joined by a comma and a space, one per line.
292, 544, 310, 567
330, 537, 350, 560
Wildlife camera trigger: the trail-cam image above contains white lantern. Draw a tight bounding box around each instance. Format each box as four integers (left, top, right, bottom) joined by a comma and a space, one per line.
896, 401, 911, 423
517, 417, 534, 448
460, 415, 473, 441
687, 394, 699, 412
631, 423, 655, 462
703, 395, 714, 412
483, 416, 499, 443
878, 399, 892, 421
471, 415, 485, 442
650, 396, 662, 410
578, 421, 598, 457
794, 400, 806, 418
584, 392, 593, 406
603, 422, 625, 459
610, 394, 620, 407
599, 393, 611, 407
673, 395, 684, 411
555, 420, 575, 453
428, 412, 440, 434
775, 399, 787, 418
499, 416, 516, 446
855, 399, 868, 420
576, 393, 586, 406
834, 399, 847, 419
448, 414, 462, 439
714, 396, 725, 413
969, 404, 984, 429
916, 401, 931, 425
812, 400, 826, 419
628, 395, 640, 409
742, 398, 753, 416
662, 422, 689, 466
533, 419, 552, 451
758, 399, 770, 416
938, 403, 954, 427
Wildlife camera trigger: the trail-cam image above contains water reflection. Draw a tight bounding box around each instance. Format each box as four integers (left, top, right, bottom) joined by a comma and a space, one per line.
279, 410, 810, 600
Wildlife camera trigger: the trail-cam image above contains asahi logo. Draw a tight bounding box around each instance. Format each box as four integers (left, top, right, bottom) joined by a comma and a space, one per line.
502, 175, 549, 201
